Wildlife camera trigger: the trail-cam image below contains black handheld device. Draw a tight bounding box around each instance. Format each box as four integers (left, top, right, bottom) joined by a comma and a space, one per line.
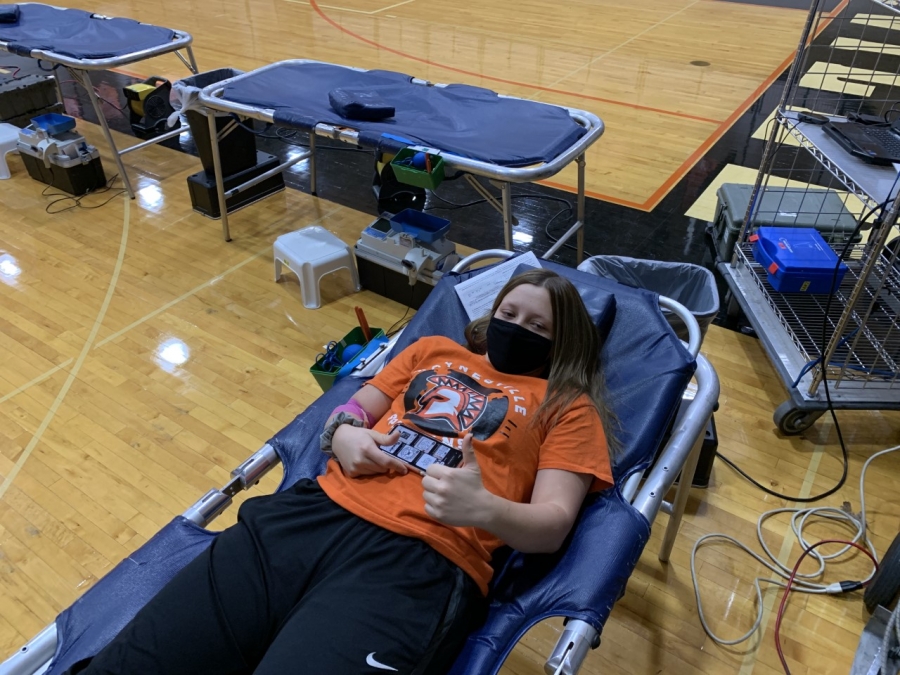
380, 425, 464, 474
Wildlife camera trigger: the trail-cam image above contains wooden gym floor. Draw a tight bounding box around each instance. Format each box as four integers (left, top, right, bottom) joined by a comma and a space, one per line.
101, 0, 820, 210
2, 0, 900, 674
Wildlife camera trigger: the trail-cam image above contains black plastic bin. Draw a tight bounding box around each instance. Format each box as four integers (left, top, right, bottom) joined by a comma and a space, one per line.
173, 68, 257, 178
578, 255, 719, 344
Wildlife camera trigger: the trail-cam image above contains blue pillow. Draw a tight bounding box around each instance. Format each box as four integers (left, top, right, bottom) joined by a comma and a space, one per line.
513, 263, 616, 339
0, 5, 19, 23
328, 88, 395, 121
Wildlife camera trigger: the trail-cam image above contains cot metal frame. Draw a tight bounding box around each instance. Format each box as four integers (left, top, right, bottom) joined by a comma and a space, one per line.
197, 60, 604, 263
0, 250, 718, 675
0, 2, 198, 199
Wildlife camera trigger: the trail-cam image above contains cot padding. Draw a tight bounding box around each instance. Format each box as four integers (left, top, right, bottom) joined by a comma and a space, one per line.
448, 489, 650, 674
220, 61, 586, 167
0, 4, 176, 59
43, 258, 692, 675
273, 258, 694, 485
47, 518, 216, 674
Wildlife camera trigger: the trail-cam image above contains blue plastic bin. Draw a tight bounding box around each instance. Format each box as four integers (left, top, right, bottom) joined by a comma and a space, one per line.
389, 209, 451, 243
31, 113, 76, 135
751, 227, 848, 294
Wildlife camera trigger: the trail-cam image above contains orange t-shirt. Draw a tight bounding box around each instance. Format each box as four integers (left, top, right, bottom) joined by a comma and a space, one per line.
317, 335, 613, 595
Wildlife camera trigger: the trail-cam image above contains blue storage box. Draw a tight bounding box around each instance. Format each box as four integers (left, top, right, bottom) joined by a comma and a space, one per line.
31, 113, 76, 135
751, 227, 848, 294
389, 209, 451, 243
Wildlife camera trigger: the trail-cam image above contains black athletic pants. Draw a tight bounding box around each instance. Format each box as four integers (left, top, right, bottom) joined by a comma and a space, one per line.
67, 479, 485, 675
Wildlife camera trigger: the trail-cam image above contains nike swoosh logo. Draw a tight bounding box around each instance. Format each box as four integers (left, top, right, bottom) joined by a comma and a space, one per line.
366, 652, 398, 671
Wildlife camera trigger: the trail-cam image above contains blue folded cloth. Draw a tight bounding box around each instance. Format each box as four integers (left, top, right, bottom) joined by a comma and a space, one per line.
0, 4, 19, 23
328, 88, 395, 121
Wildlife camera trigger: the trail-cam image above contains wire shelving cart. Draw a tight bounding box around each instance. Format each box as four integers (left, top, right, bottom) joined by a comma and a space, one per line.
718, 0, 900, 434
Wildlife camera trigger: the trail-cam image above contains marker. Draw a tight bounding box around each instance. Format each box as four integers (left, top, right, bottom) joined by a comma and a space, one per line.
355, 306, 372, 342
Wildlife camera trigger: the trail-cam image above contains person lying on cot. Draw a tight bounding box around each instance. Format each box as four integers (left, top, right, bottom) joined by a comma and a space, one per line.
68, 268, 615, 675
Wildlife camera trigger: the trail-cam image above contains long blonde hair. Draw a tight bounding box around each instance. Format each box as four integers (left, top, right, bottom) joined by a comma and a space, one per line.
463, 269, 619, 457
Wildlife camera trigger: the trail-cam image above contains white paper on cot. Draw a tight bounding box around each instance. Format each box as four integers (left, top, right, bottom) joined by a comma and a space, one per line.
454, 251, 541, 321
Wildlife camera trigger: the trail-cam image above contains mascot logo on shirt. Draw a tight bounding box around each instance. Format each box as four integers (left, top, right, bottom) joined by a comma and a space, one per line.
403, 370, 508, 440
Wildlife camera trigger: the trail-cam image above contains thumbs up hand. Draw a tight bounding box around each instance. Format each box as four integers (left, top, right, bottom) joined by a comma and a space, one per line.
422, 434, 496, 528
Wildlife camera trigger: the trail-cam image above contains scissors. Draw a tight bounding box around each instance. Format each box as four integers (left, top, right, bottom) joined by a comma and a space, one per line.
315, 341, 343, 372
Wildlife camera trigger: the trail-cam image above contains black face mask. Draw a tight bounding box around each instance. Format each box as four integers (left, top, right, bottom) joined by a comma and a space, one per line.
486, 317, 553, 375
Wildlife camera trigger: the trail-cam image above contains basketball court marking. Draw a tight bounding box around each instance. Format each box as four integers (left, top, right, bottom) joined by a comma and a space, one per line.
719, 0, 841, 10
305, 0, 721, 125
304, 0, 850, 210
799, 62, 900, 98
0, 205, 347, 431
832, 37, 900, 57
284, 0, 416, 16
0, 360, 74, 406
539, 1, 701, 93
851, 13, 900, 29
0, 198, 130, 501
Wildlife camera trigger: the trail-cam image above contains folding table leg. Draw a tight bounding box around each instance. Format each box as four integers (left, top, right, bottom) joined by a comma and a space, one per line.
576, 153, 586, 264
187, 46, 199, 74
658, 422, 705, 562
176, 46, 199, 74
207, 111, 231, 241
541, 153, 587, 263
309, 133, 317, 196
501, 181, 513, 250
73, 69, 135, 199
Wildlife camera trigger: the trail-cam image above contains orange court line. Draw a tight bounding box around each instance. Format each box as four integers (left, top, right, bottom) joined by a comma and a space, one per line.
639, 52, 798, 212
638, 0, 849, 212
104, 0, 850, 214
539, 180, 644, 209
307, 0, 722, 125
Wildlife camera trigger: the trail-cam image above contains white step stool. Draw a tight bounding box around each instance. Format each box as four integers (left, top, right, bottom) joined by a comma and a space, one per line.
0, 123, 19, 180
273, 226, 361, 309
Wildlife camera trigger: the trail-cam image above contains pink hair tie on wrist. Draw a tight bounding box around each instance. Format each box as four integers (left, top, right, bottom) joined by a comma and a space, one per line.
330, 400, 376, 428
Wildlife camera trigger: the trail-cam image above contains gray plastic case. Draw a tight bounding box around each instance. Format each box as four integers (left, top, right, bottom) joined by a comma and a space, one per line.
712, 183, 860, 261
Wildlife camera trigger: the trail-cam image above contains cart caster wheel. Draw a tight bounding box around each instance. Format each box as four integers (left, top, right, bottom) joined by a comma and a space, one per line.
773, 402, 822, 435
865, 532, 900, 613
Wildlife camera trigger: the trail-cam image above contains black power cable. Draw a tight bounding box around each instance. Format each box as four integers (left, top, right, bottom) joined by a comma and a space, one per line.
717, 197, 892, 502
426, 185, 592, 258
42, 174, 125, 214
386, 283, 417, 337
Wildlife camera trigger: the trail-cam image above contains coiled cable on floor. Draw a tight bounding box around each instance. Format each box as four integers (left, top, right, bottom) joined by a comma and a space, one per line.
691, 444, 900, 646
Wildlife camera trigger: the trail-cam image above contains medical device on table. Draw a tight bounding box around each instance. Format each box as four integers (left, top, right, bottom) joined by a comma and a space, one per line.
0, 3, 197, 199
16, 114, 105, 195
355, 210, 460, 308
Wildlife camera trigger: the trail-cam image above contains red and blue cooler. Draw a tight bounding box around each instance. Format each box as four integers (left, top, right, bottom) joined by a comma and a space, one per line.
750, 227, 848, 294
